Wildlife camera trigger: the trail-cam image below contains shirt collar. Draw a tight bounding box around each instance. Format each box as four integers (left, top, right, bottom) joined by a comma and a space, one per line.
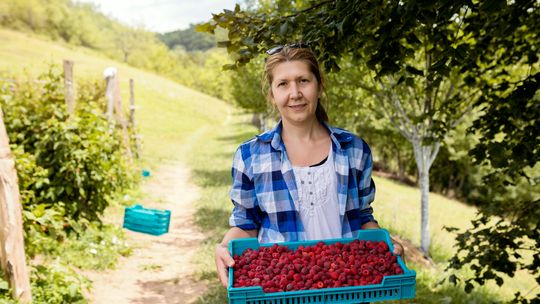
256, 120, 353, 150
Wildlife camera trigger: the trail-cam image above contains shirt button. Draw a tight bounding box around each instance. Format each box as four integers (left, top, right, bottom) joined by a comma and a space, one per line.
309, 192, 313, 195
301, 180, 304, 184
310, 202, 314, 205
308, 172, 311, 175
308, 181, 312, 184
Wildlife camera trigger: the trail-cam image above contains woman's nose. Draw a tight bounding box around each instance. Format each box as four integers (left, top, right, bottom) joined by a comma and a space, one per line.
289, 83, 301, 99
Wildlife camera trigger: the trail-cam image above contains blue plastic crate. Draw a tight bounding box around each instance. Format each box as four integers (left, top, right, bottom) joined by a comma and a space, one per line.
228, 229, 416, 304
122, 204, 171, 236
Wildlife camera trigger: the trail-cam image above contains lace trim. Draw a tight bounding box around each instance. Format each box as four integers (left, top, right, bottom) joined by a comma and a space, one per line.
293, 150, 334, 216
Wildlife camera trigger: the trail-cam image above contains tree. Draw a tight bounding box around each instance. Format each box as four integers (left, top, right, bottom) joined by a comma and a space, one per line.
116, 27, 140, 62
324, 57, 416, 181
199, 1, 539, 301
158, 24, 216, 52
199, 0, 477, 255
229, 57, 273, 131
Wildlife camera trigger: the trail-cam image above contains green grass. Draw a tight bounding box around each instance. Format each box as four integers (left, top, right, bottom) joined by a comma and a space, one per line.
185, 116, 510, 304
372, 176, 488, 267
1, 27, 536, 303
0, 27, 228, 166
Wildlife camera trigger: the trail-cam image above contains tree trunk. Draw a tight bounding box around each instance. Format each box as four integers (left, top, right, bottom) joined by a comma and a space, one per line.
418, 166, 430, 254
251, 113, 262, 132
412, 139, 437, 255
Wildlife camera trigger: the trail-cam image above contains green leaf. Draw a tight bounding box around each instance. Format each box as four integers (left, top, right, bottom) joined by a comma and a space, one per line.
223, 64, 237, 71
217, 41, 231, 48
194, 22, 215, 34
23, 210, 36, 221
406, 33, 421, 45
279, 22, 288, 36
0, 281, 8, 290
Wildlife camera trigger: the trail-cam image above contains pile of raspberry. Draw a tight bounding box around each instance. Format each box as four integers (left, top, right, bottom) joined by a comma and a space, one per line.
232, 240, 404, 293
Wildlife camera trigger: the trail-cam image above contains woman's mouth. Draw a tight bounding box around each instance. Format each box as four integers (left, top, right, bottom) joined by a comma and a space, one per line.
289, 104, 307, 110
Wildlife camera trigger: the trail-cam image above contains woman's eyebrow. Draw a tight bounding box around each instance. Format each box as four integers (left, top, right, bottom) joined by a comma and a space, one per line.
276, 74, 310, 81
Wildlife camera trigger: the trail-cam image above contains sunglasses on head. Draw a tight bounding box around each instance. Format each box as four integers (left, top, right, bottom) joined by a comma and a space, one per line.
266, 43, 310, 56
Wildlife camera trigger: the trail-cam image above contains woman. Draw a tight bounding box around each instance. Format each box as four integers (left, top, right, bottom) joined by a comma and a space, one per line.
215, 44, 403, 287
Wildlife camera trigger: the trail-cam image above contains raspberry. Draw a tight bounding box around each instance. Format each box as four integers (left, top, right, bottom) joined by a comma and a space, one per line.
232, 239, 404, 293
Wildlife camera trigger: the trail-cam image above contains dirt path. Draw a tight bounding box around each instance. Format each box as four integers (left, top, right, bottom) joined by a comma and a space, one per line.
86, 161, 208, 304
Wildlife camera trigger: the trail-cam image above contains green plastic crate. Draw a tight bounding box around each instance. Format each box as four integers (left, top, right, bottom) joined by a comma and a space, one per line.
123, 204, 171, 236
228, 229, 416, 304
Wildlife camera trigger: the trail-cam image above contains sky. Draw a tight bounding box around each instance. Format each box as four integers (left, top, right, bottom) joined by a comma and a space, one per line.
75, 0, 242, 33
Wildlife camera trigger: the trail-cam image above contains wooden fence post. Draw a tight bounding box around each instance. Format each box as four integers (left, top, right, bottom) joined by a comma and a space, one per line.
63, 60, 75, 116
0, 108, 32, 303
103, 68, 132, 160
104, 67, 116, 126
129, 79, 141, 158
112, 73, 133, 160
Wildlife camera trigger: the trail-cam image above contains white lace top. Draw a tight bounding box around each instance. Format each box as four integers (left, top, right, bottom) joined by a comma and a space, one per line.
292, 144, 341, 240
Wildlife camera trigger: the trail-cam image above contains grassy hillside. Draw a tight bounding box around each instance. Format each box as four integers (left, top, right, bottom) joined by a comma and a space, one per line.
1, 27, 535, 302
0, 27, 230, 165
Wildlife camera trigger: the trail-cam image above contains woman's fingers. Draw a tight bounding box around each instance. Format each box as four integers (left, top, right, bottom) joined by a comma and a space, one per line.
392, 241, 405, 258
216, 245, 235, 287
217, 260, 229, 287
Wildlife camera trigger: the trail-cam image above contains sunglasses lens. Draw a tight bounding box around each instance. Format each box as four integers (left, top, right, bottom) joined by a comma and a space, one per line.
266, 43, 310, 56
266, 46, 284, 55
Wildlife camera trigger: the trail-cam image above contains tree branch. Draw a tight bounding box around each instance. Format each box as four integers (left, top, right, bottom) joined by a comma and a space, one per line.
386, 76, 417, 137
282, 0, 335, 19
361, 77, 414, 140
450, 7, 469, 46
429, 141, 441, 168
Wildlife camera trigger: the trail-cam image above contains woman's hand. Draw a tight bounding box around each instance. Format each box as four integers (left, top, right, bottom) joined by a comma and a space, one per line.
391, 239, 405, 259
215, 243, 235, 287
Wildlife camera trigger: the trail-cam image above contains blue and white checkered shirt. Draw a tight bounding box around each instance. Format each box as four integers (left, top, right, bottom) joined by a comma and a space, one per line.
229, 121, 376, 244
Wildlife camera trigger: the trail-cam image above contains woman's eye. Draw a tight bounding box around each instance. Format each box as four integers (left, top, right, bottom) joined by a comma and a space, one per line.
277, 82, 286, 87
300, 79, 309, 83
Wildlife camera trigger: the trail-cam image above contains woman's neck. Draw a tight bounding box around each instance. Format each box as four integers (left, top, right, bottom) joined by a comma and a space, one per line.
281, 117, 331, 167
281, 117, 326, 143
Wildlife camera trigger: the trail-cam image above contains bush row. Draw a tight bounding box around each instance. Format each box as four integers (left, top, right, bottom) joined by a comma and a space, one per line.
0, 66, 136, 302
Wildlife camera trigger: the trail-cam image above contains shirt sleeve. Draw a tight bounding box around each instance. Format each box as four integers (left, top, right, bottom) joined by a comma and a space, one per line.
357, 140, 377, 225
228, 146, 261, 230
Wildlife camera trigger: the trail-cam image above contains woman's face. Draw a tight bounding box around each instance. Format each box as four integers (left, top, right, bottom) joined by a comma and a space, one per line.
270, 60, 321, 125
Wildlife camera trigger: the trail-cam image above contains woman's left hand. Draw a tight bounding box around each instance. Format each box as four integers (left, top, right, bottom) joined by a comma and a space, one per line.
391, 239, 405, 259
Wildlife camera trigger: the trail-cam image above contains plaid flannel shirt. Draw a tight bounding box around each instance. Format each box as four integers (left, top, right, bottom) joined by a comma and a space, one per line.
229, 121, 376, 243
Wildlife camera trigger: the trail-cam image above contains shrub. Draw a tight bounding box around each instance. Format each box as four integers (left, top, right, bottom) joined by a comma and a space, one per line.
1, 66, 135, 224
30, 263, 89, 304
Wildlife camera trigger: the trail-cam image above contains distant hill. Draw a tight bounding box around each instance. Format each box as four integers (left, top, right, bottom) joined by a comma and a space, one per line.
0, 27, 231, 161
158, 24, 216, 52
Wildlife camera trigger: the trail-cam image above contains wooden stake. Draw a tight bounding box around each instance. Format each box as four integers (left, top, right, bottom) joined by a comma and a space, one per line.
0, 108, 32, 303
63, 60, 75, 115
104, 76, 115, 125
112, 74, 133, 160
129, 79, 141, 158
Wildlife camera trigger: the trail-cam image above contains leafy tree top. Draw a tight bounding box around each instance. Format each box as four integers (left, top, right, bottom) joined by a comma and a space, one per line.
200, 0, 539, 176
159, 24, 217, 51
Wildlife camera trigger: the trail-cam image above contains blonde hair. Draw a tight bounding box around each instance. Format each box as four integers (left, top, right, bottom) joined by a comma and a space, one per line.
263, 46, 328, 122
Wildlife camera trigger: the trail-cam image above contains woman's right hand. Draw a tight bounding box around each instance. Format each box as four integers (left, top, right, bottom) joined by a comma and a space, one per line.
215, 243, 235, 287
